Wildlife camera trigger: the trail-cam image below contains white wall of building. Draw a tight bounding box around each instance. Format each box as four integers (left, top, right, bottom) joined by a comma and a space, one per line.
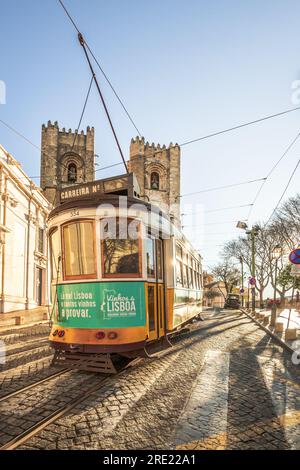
0, 144, 50, 313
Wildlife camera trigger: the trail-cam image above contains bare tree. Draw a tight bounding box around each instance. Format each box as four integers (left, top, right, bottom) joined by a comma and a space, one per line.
224, 226, 270, 307
214, 193, 300, 306
211, 260, 240, 299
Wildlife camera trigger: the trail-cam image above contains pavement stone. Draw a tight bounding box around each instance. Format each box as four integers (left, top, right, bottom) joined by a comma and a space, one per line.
0, 310, 299, 450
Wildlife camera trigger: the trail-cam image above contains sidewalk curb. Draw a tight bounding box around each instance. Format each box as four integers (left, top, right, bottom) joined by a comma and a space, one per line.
240, 309, 296, 355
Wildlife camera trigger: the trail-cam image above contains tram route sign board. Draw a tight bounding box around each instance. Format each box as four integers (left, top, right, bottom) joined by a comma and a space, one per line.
55, 281, 146, 328
59, 173, 140, 203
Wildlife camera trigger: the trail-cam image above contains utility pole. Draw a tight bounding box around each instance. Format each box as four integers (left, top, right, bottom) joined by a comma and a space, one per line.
236, 222, 260, 313
239, 256, 244, 307
250, 229, 256, 313
270, 244, 282, 327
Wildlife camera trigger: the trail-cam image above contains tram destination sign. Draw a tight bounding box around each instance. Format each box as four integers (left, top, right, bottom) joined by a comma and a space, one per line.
59, 173, 140, 203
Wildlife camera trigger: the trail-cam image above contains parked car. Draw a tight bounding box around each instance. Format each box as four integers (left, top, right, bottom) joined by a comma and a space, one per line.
224, 294, 241, 309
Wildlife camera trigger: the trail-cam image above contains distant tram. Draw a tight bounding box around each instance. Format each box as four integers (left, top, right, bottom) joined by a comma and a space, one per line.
48, 174, 203, 372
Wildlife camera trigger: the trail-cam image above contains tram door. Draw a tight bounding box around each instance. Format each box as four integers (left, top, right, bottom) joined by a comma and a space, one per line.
147, 239, 165, 341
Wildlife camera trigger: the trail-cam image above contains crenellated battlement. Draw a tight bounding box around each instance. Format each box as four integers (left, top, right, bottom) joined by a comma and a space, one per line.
42, 121, 94, 138
130, 136, 180, 159
40, 121, 95, 205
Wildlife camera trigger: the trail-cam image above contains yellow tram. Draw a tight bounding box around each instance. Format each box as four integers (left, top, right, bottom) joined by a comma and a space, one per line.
48, 173, 203, 371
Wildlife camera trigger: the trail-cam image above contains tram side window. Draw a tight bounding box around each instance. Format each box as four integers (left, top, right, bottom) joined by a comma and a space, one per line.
102, 218, 141, 277
176, 259, 183, 286
146, 238, 155, 278
50, 228, 61, 281
192, 259, 198, 289
195, 269, 199, 290
63, 221, 96, 279
176, 243, 183, 286
189, 266, 194, 289
194, 266, 198, 289
182, 252, 189, 288
156, 239, 163, 280
148, 285, 156, 331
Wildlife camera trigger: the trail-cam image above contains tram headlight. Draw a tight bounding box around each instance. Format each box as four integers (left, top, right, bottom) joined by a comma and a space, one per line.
52, 330, 58, 337
58, 330, 65, 338
96, 331, 105, 340
108, 331, 118, 340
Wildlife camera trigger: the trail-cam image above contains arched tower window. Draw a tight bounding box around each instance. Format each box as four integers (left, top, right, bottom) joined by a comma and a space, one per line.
67, 163, 77, 183
150, 172, 160, 190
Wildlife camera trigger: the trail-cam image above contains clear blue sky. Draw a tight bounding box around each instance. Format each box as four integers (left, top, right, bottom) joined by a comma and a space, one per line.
1, 0, 300, 271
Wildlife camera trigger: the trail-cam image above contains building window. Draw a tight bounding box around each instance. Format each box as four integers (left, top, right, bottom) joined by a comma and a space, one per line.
67, 163, 77, 183
62, 220, 96, 279
101, 218, 141, 277
38, 228, 45, 254
150, 172, 160, 190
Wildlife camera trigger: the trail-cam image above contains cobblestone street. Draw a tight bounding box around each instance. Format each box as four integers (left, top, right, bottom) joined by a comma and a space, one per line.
1, 310, 300, 450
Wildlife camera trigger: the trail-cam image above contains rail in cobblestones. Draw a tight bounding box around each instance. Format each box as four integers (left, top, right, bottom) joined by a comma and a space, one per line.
0, 357, 143, 451
0, 367, 70, 403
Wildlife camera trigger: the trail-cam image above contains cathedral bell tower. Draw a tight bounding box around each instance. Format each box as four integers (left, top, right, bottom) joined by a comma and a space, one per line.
128, 137, 181, 225
40, 121, 95, 204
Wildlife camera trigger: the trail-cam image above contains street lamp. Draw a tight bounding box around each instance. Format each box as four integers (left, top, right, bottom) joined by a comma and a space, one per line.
236, 221, 260, 313
239, 256, 244, 307
270, 244, 282, 327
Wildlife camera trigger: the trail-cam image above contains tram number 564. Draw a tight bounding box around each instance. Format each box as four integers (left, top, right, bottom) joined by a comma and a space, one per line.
70, 209, 79, 217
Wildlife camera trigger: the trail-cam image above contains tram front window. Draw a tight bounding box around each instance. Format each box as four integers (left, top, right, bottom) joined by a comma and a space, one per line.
50, 228, 61, 281
62, 221, 96, 279
102, 218, 141, 277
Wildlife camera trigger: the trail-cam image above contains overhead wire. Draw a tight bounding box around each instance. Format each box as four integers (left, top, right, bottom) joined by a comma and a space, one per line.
58, 0, 142, 137
246, 130, 300, 222
181, 203, 253, 216
77, 32, 128, 173
0, 76, 93, 177
265, 158, 300, 227
179, 106, 300, 148
179, 177, 266, 198
50, 75, 94, 206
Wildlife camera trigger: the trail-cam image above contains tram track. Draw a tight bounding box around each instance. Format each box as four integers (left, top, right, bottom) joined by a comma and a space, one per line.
0, 367, 70, 403
0, 357, 143, 451
0, 318, 206, 451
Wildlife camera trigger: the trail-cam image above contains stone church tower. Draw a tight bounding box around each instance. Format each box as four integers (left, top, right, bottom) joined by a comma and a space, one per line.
128, 137, 180, 224
40, 121, 95, 204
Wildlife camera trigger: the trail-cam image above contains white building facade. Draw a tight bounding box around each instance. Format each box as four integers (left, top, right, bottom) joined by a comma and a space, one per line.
0, 144, 50, 314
